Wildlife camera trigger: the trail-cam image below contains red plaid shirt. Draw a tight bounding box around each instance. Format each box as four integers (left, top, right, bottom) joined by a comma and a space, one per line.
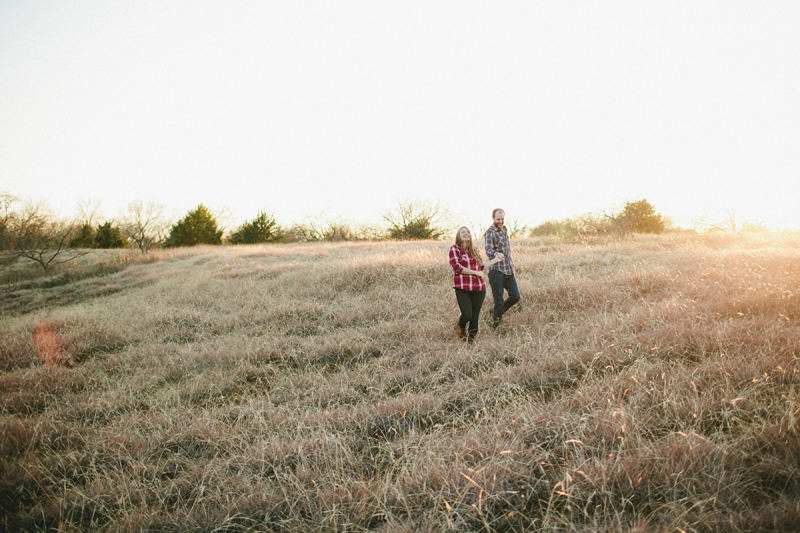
449, 245, 486, 291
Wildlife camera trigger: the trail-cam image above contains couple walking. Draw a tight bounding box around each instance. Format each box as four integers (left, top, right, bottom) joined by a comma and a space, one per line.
448, 208, 521, 343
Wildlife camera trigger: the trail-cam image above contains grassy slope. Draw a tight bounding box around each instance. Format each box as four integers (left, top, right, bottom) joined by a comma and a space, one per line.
1, 234, 799, 532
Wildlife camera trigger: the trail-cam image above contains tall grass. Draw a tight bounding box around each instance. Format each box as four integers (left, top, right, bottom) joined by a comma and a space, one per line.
1, 233, 799, 531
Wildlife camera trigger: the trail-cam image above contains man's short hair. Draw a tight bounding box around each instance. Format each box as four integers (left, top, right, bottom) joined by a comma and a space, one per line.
492, 208, 505, 218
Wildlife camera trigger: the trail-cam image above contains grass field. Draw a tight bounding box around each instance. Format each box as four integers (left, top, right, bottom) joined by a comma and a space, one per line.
1, 232, 799, 532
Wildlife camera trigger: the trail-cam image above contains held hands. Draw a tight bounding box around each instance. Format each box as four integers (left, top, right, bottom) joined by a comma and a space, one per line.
487, 253, 504, 267
475, 253, 505, 278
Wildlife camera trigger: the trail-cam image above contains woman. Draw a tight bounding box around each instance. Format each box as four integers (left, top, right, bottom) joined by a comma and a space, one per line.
449, 226, 504, 343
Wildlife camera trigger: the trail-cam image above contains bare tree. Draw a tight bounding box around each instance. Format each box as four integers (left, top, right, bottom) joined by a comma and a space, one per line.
285, 218, 326, 242
6, 200, 89, 271
0, 192, 19, 251
506, 216, 532, 238
120, 200, 171, 253
285, 215, 343, 242
722, 210, 738, 232
211, 206, 236, 238
69, 197, 105, 248
76, 197, 103, 226
691, 210, 738, 233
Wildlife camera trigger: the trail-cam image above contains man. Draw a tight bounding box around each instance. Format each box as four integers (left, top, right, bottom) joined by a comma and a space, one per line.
484, 208, 520, 329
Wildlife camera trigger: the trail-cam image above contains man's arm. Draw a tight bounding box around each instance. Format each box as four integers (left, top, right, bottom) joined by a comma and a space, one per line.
484, 227, 498, 260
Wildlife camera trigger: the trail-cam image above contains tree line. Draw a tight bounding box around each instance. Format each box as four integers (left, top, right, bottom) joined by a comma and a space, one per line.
1, 192, 671, 271
527, 199, 667, 237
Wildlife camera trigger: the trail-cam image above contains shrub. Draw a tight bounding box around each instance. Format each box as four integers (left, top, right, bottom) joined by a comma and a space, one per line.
165, 205, 223, 248
284, 215, 384, 242
229, 212, 283, 244
529, 220, 567, 237
93, 222, 127, 249
614, 199, 665, 234
383, 200, 452, 240
539, 213, 614, 238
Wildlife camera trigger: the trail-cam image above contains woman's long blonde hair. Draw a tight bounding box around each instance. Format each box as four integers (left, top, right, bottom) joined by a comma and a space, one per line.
455, 226, 483, 265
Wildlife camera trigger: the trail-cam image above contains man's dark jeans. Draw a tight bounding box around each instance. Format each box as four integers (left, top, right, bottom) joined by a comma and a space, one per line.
488, 270, 520, 328
455, 288, 486, 342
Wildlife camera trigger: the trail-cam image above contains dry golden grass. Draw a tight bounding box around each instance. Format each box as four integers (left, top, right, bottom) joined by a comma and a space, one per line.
1, 233, 799, 532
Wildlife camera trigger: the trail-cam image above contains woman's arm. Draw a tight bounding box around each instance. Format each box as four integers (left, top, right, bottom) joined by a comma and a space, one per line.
450, 246, 499, 278
482, 253, 505, 269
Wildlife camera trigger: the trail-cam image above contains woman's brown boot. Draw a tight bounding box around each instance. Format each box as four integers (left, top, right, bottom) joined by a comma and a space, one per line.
458, 326, 467, 341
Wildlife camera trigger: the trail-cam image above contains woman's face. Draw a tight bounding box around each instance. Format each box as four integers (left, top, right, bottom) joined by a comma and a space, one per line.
459, 227, 471, 243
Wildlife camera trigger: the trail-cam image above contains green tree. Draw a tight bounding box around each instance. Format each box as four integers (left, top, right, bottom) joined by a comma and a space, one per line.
229, 212, 283, 244
93, 222, 127, 248
615, 199, 665, 234
165, 205, 223, 248
68, 222, 95, 248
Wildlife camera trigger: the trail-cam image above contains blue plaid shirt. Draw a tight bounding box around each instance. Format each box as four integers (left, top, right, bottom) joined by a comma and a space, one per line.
484, 224, 515, 275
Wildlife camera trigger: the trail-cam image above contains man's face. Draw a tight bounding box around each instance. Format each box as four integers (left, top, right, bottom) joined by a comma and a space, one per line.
493, 211, 505, 229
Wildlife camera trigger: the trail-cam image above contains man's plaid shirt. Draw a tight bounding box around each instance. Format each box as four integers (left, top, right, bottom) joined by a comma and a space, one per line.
449, 245, 486, 291
484, 224, 515, 275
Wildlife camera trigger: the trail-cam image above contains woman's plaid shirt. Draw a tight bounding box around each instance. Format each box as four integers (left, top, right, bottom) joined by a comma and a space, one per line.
449, 245, 486, 291
484, 224, 515, 275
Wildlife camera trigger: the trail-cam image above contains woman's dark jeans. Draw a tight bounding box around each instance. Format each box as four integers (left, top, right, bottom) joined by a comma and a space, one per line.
488, 270, 520, 328
455, 288, 486, 342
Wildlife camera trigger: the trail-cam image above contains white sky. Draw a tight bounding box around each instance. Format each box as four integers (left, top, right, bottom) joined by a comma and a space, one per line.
1, 1, 799, 230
